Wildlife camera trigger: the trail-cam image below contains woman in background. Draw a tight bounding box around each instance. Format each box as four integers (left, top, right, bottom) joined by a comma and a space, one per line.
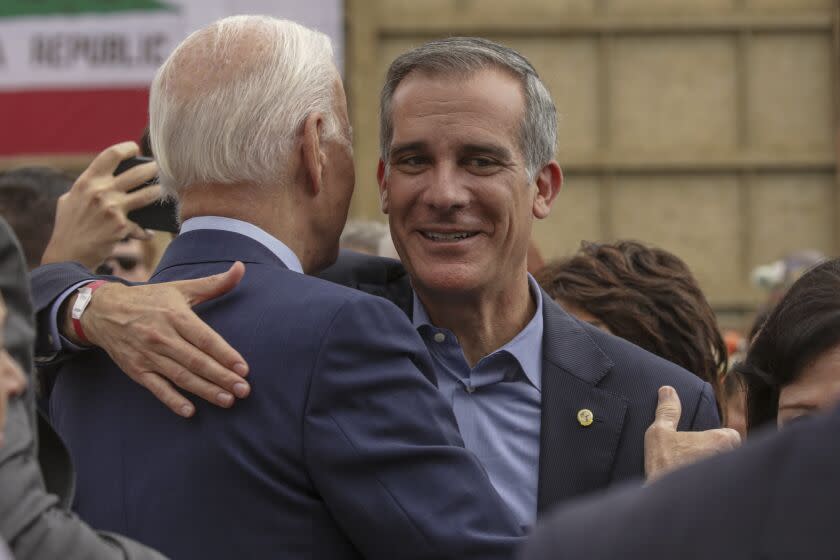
536, 240, 728, 421
733, 257, 840, 431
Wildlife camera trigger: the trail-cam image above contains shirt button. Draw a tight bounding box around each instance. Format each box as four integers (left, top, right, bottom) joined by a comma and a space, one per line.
465, 385, 475, 394
433, 332, 446, 343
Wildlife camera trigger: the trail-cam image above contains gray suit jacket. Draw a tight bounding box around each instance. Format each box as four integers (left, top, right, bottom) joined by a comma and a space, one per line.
0, 218, 165, 560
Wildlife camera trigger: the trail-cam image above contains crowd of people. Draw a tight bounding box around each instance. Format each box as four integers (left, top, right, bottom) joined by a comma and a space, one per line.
0, 14, 837, 560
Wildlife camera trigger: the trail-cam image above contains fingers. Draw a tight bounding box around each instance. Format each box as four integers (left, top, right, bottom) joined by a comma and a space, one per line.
654, 385, 682, 430
172, 313, 250, 383
113, 160, 159, 193
175, 262, 246, 308
122, 184, 163, 212
126, 223, 153, 241
82, 141, 141, 179
152, 353, 239, 408
717, 427, 742, 450
136, 372, 195, 418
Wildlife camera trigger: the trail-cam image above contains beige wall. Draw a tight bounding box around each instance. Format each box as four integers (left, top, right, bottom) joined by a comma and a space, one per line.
346, 0, 838, 323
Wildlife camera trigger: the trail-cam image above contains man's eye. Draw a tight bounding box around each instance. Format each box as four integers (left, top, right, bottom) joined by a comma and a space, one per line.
395, 156, 428, 167
464, 157, 500, 173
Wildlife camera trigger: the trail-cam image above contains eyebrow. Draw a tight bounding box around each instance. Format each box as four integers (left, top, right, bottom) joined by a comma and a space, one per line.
389, 141, 513, 161
460, 143, 513, 161
389, 142, 428, 161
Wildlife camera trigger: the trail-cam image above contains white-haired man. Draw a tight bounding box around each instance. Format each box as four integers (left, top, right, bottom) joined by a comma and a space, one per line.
34, 16, 525, 560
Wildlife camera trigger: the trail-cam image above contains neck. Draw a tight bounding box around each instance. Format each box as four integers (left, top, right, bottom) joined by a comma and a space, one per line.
179, 183, 313, 271
417, 274, 536, 367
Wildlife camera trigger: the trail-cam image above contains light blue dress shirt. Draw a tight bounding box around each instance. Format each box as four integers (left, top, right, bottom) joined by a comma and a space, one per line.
47, 216, 302, 353
413, 276, 544, 528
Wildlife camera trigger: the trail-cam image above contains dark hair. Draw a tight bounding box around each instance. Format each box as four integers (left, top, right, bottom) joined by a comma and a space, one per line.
733, 257, 840, 431
536, 240, 727, 414
0, 167, 74, 269
139, 126, 154, 157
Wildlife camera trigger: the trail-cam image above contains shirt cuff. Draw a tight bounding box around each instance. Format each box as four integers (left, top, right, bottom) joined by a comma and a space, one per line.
49, 280, 95, 353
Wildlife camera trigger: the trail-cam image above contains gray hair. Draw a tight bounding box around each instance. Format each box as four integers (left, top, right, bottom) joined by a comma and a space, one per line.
150, 15, 339, 195
379, 37, 557, 181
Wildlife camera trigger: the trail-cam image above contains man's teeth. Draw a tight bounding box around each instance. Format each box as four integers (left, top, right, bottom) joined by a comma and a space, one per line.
423, 231, 476, 241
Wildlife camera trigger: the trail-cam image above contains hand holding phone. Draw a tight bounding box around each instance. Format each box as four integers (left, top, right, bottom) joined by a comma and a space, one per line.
115, 156, 179, 233
41, 142, 165, 269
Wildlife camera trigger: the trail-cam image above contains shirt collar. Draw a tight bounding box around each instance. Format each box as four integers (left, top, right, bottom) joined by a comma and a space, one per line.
179, 216, 303, 274
412, 275, 544, 390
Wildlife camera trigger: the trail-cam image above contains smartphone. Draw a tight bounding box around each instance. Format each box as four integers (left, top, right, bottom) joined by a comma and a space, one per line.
114, 156, 179, 233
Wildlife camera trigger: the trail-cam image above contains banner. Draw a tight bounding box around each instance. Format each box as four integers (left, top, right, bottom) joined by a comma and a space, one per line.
0, 0, 344, 156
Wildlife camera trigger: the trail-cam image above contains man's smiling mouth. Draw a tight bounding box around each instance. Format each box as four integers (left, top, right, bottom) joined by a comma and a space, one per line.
421, 231, 479, 241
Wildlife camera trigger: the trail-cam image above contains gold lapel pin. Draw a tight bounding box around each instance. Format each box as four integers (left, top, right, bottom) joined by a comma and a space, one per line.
577, 408, 594, 427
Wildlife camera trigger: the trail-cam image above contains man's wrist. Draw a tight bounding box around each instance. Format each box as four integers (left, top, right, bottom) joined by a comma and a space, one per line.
61, 281, 112, 346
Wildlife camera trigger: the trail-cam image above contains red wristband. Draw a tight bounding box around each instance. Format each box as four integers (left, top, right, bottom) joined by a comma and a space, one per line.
71, 280, 108, 344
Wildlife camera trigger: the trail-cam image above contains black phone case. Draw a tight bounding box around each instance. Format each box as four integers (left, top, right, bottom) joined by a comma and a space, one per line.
115, 156, 180, 233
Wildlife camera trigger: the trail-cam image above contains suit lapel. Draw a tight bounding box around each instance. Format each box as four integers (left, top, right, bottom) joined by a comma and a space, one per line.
537, 291, 629, 513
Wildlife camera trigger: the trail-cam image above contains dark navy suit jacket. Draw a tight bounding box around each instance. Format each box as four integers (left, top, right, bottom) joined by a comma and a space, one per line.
521, 405, 840, 560
320, 251, 721, 512
38, 231, 523, 560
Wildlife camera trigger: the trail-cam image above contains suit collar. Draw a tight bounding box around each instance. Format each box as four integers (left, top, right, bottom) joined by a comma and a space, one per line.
153, 229, 289, 277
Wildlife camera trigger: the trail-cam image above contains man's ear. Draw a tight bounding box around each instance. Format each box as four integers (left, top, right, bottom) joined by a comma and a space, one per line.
301, 112, 326, 196
376, 159, 390, 214
533, 161, 563, 220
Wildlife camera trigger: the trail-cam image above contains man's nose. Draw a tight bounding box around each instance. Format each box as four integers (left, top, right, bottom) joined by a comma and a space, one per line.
420, 164, 470, 210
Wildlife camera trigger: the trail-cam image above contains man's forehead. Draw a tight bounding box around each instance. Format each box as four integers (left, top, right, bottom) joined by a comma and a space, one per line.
387, 69, 524, 152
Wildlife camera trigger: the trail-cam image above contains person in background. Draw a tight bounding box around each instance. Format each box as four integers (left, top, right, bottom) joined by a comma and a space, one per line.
0, 167, 74, 270
734, 257, 840, 431
96, 238, 158, 282
748, 249, 826, 339
0, 217, 166, 559
536, 240, 728, 419
339, 220, 399, 258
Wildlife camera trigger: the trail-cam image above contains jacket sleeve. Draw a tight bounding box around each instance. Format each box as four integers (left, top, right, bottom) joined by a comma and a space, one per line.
0, 220, 166, 560
29, 263, 122, 362
687, 382, 721, 431
303, 294, 523, 560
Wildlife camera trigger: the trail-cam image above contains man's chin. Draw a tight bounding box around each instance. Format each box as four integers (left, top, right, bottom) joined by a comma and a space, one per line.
410, 265, 484, 299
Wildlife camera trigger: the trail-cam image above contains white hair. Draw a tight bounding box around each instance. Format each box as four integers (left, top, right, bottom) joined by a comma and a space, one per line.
149, 15, 339, 195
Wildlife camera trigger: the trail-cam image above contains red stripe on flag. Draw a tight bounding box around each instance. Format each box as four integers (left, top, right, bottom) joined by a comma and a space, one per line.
0, 88, 149, 156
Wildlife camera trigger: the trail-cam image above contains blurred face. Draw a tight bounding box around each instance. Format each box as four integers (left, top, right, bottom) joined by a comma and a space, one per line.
0, 295, 27, 447
777, 344, 840, 427
97, 239, 151, 282
378, 68, 560, 301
